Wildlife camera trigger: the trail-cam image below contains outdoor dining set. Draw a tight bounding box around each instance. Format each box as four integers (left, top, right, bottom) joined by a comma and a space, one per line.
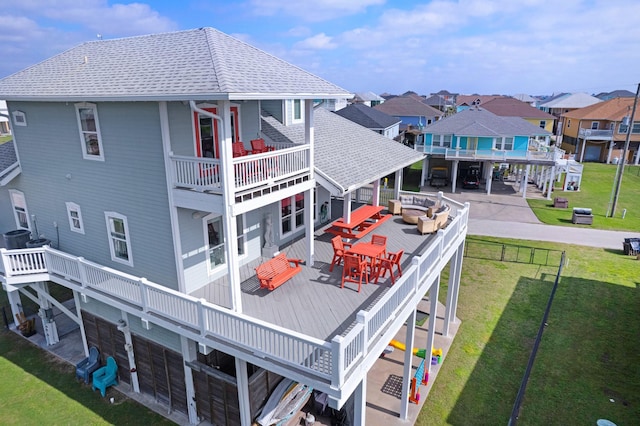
330, 234, 403, 292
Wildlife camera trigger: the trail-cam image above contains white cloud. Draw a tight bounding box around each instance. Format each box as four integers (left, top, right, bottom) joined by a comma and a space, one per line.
249, 0, 385, 21
294, 33, 338, 50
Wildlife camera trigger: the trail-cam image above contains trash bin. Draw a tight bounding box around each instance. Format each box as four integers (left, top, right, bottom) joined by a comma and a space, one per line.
26, 238, 51, 248
2, 229, 32, 249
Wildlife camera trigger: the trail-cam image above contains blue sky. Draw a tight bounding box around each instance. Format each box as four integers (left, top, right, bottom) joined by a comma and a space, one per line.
1, 0, 638, 96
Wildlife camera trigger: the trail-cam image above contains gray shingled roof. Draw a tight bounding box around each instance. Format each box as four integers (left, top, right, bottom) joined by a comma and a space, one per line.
333, 103, 400, 130
424, 108, 551, 137
0, 140, 18, 181
0, 28, 351, 102
373, 95, 443, 117
261, 108, 424, 195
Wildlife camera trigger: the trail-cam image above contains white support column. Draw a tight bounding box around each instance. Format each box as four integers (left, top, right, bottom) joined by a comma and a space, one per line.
541, 166, 548, 196
7, 289, 22, 328
607, 141, 614, 164
37, 281, 59, 345
115, 314, 140, 394
372, 179, 381, 207
181, 336, 199, 424
485, 162, 493, 195
394, 169, 403, 198
343, 192, 352, 224
579, 138, 586, 162
353, 376, 367, 426
522, 165, 530, 198
73, 290, 90, 357
400, 308, 417, 420
421, 157, 429, 188
426, 274, 440, 375
219, 100, 242, 313
235, 358, 252, 426
451, 160, 459, 193
305, 187, 314, 265
442, 244, 459, 337
547, 166, 556, 200
448, 241, 465, 322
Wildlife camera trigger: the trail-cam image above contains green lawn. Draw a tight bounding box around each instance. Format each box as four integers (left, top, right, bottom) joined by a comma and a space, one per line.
0, 135, 12, 144
418, 236, 640, 425
528, 162, 640, 231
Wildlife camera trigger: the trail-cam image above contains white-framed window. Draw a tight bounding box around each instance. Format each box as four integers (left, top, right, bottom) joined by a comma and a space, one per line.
9, 190, 30, 230
66, 202, 85, 234
281, 193, 304, 236
12, 110, 27, 127
497, 137, 514, 150
203, 214, 245, 274
75, 102, 104, 161
591, 121, 599, 130
105, 212, 133, 266
442, 134, 451, 148
293, 99, 303, 121
619, 121, 640, 134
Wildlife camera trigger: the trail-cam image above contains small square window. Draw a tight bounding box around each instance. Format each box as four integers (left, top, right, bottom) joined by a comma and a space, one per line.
12, 111, 27, 126
66, 202, 85, 234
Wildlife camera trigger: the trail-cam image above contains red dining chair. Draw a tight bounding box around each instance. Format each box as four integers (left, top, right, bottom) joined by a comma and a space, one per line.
371, 234, 387, 253
250, 138, 275, 153
376, 249, 404, 285
341, 253, 369, 292
232, 141, 251, 157
330, 236, 352, 272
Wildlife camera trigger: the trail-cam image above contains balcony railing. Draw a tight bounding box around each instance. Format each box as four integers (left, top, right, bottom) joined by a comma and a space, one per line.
0, 197, 469, 394
170, 145, 311, 196
579, 128, 614, 139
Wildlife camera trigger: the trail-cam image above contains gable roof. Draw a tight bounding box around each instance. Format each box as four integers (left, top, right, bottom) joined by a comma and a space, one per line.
538, 92, 601, 109
333, 103, 400, 130
423, 108, 551, 137
353, 91, 384, 103
562, 97, 639, 121
456, 94, 505, 107
261, 108, 424, 195
512, 93, 537, 103
481, 97, 555, 120
594, 89, 635, 100
0, 28, 351, 102
373, 96, 443, 118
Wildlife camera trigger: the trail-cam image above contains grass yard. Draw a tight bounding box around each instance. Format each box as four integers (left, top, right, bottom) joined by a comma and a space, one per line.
0, 135, 12, 144
528, 162, 640, 231
417, 235, 640, 425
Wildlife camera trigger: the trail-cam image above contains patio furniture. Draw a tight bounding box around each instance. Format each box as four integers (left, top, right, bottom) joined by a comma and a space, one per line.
255, 252, 302, 290
388, 199, 402, 215
402, 209, 425, 225
232, 141, 251, 157
329, 236, 352, 272
15, 312, 36, 337
376, 249, 404, 284
396, 194, 440, 215
417, 215, 438, 234
553, 197, 568, 208
76, 346, 100, 384
327, 205, 391, 239
92, 356, 118, 397
572, 207, 593, 225
250, 138, 275, 153
623, 238, 640, 255
347, 241, 387, 280
370, 234, 387, 254
341, 253, 369, 292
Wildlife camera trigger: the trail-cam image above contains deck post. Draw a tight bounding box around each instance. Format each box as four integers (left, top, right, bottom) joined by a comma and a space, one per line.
305, 187, 314, 265
6, 288, 22, 328
36, 281, 59, 345
181, 336, 199, 424
342, 192, 352, 225
394, 169, 403, 199
372, 179, 380, 206
353, 376, 367, 426
235, 358, 252, 426
119, 313, 140, 393
449, 241, 465, 322
73, 290, 90, 357
451, 160, 459, 193
443, 244, 459, 338
400, 308, 417, 419
426, 275, 439, 375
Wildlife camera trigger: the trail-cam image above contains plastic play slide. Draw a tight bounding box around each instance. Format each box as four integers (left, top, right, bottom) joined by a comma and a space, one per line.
388, 340, 427, 359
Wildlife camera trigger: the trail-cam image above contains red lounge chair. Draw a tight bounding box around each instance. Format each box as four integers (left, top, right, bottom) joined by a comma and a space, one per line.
376, 249, 404, 284
330, 235, 352, 272
341, 253, 369, 292
250, 138, 275, 153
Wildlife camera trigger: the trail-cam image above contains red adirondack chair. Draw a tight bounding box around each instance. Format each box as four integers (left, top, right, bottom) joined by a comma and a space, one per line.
232, 141, 251, 157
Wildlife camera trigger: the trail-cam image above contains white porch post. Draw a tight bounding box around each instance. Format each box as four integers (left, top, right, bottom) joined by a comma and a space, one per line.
394, 169, 403, 198
421, 157, 429, 187
541, 166, 548, 196
36, 281, 59, 345
522, 165, 530, 198
607, 141, 614, 164
443, 240, 460, 337
305, 187, 314, 265
451, 160, 459, 193
426, 274, 440, 373
120, 313, 140, 393
181, 336, 199, 424
547, 166, 556, 200
343, 192, 352, 224
485, 161, 493, 195
353, 376, 367, 426
579, 137, 586, 162
7, 289, 22, 328
219, 100, 242, 313
400, 308, 417, 420
235, 358, 252, 426
372, 179, 381, 207
448, 239, 465, 322
73, 290, 90, 357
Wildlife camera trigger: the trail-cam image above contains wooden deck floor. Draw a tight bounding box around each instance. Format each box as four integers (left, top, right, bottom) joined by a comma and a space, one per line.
191, 201, 460, 341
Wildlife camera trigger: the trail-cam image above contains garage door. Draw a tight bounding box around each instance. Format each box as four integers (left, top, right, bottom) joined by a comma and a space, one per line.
584, 145, 602, 162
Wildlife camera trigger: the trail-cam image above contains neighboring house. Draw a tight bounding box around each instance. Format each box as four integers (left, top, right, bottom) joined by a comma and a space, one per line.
455, 94, 504, 112
538, 92, 601, 135
318, 97, 349, 112
333, 103, 401, 139
594, 89, 635, 101
480, 97, 556, 135
0, 100, 10, 135
559, 97, 640, 164
511, 93, 538, 106
373, 95, 443, 145
0, 28, 467, 426
351, 91, 385, 107
419, 107, 557, 196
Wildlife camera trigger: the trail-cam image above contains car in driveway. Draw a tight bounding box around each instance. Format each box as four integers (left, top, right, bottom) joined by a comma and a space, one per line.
462, 174, 480, 189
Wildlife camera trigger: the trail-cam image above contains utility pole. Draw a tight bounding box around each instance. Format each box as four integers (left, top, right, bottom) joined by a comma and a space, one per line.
609, 82, 640, 218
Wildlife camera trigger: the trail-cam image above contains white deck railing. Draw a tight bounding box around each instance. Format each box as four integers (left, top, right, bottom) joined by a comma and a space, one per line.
0, 196, 468, 389
170, 145, 311, 195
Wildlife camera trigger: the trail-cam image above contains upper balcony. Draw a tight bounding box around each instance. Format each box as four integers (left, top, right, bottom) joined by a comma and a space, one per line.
0, 191, 469, 406
416, 144, 563, 165
170, 141, 311, 206
579, 128, 614, 140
